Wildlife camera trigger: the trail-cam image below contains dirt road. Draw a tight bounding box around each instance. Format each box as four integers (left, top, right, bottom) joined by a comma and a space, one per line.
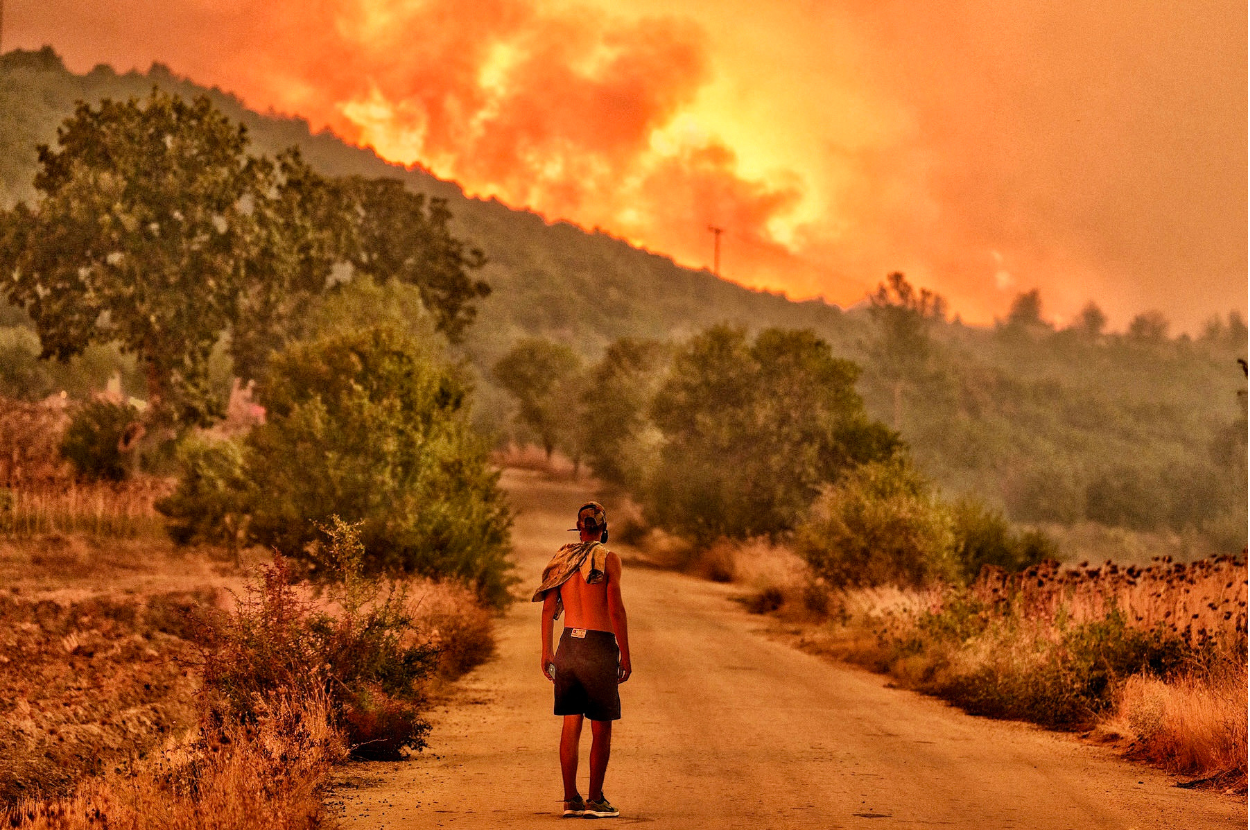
330, 471, 1246, 829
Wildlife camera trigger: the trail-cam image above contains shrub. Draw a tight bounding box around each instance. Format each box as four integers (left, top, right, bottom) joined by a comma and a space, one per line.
645, 325, 900, 540
59, 399, 141, 481
195, 519, 438, 759
0, 396, 68, 485
407, 581, 497, 679
155, 435, 248, 548
745, 586, 785, 614
165, 326, 516, 606
795, 459, 956, 588
948, 497, 1055, 581
247, 327, 514, 605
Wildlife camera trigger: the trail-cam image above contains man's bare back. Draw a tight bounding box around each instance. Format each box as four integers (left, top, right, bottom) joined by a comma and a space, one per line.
558, 557, 616, 633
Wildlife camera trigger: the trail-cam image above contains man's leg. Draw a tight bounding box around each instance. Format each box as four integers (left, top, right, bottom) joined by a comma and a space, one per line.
560, 714, 584, 800
588, 719, 612, 802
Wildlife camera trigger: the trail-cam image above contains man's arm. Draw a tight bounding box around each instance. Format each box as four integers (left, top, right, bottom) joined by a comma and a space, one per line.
540, 590, 558, 681
605, 551, 631, 683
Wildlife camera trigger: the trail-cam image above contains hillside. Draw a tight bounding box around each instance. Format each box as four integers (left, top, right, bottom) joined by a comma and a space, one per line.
0, 47, 1245, 551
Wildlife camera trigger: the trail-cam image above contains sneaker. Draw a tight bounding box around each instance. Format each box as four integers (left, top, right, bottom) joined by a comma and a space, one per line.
562, 795, 586, 818
583, 797, 619, 818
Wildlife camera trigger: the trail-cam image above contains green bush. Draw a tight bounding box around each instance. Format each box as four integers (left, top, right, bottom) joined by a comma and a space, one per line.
156, 436, 248, 548
245, 327, 514, 605
949, 498, 1055, 581
164, 326, 515, 605
59, 399, 141, 481
794, 459, 957, 588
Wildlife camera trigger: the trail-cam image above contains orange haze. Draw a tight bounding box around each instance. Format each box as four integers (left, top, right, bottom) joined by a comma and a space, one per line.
8, 0, 1247, 332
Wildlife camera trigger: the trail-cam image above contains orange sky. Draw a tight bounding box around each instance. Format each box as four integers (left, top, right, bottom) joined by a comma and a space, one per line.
7, 0, 1247, 332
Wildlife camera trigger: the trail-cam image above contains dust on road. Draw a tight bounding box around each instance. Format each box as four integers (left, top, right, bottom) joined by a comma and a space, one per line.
329, 470, 1246, 829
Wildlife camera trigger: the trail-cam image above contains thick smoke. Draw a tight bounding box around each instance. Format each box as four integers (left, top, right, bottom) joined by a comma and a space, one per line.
10, 0, 1246, 330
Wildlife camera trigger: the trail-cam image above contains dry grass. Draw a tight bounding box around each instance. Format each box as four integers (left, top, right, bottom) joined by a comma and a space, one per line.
738, 551, 1247, 789
0, 528, 499, 821
1108, 666, 1247, 787
2, 690, 346, 830
0, 479, 172, 539
407, 580, 497, 680
970, 556, 1247, 651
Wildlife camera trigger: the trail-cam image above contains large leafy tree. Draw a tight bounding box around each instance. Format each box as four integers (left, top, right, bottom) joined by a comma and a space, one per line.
0, 91, 266, 425
646, 325, 901, 539
0, 90, 490, 427
580, 337, 670, 489
344, 177, 490, 343
867, 272, 947, 429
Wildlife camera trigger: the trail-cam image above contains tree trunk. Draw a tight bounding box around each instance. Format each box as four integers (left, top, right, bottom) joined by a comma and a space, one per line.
143, 355, 165, 422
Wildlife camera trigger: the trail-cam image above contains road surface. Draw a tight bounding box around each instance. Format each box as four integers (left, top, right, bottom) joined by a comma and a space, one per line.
329, 470, 1246, 829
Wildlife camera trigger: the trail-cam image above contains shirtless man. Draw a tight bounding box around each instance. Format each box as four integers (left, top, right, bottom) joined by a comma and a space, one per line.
533, 502, 632, 819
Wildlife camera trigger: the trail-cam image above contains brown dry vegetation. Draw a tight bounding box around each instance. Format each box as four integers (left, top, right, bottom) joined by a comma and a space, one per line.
0, 480, 172, 539
706, 539, 1248, 793
0, 479, 499, 828
2, 691, 345, 830
0, 590, 203, 805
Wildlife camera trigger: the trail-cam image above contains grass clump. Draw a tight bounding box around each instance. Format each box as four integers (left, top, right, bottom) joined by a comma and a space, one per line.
1111, 665, 1247, 787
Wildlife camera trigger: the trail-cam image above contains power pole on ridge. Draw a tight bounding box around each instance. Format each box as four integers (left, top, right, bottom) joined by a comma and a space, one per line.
708, 225, 724, 277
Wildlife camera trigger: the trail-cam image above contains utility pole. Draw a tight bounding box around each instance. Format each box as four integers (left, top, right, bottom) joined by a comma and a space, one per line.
707, 225, 723, 277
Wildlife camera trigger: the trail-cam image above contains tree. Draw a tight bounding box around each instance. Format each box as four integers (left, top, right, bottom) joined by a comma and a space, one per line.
344, 177, 490, 343
1126, 310, 1169, 344
492, 338, 584, 460
580, 338, 670, 489
867, 272, 947, 428
645, 325, 900, 540
1003, 289, 1049, 331
1074, 302, 1108, 338
227, 151, 353, 383
0, 90, 492, 426
0, 91, 267, 425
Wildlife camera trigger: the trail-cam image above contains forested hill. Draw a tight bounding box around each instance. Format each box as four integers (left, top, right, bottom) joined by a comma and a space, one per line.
0, 47, 851, 368
1, 47, 1246, 553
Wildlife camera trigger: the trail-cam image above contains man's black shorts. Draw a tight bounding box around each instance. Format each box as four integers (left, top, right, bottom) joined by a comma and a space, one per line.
553, 628, 620, 721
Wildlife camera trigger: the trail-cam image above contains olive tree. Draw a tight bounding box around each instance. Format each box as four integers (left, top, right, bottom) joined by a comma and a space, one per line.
646, 325, 900, 540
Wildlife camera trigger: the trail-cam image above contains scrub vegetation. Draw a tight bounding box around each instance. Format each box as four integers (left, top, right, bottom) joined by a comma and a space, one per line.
0, 64, 507, 827
725, 546, 1248, 792
0, 46, 1244, 821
